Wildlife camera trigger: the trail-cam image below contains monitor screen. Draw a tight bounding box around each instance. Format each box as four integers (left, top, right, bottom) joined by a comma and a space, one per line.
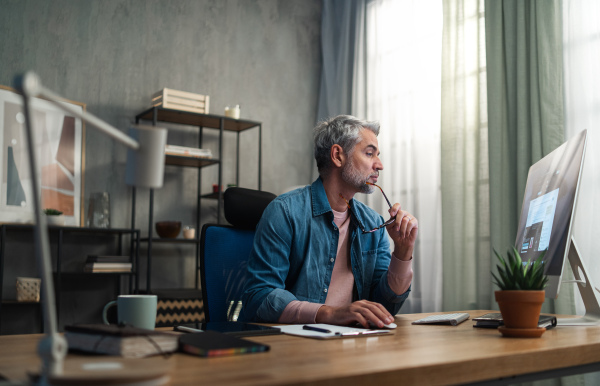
515, 130, 587, 299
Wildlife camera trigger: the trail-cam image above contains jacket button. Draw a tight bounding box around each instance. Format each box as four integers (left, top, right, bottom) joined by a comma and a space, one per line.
324, 288, 328, 293
330, 258, 334, 263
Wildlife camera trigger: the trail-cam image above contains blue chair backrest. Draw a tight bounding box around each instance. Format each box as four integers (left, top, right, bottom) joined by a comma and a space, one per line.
200, 224, 256, 322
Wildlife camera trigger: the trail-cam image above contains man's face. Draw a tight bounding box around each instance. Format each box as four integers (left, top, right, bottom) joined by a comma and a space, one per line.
341, 129, 383, 194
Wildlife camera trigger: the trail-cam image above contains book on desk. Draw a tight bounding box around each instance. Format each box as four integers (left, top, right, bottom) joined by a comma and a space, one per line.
64, 324, 179, 358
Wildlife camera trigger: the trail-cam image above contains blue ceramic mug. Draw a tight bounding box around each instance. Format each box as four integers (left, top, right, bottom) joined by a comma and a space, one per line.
102, 294, 157, 330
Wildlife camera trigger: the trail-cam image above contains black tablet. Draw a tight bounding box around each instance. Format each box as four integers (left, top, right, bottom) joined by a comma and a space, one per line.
173, 321, 281, 337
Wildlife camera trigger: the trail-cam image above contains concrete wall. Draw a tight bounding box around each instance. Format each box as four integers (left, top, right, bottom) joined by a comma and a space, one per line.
0, 0, 322, 331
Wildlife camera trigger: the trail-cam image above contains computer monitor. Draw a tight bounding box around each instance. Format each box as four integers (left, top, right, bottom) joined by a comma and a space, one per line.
515, 129, 600, 326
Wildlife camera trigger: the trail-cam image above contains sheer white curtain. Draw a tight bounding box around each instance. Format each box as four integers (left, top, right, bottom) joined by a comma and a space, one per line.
357, 0, 443, 313
563, 1, 600, 320
554, 3, 600, 384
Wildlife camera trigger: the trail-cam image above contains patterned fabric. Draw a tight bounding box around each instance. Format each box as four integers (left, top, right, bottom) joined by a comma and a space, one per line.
153, 289, 204, 327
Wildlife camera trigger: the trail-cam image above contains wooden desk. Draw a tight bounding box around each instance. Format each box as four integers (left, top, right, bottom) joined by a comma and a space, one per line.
2, 311, 600, 385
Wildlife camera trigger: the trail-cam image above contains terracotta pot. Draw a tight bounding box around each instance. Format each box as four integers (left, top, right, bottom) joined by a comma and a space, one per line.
495, 290, 545, 329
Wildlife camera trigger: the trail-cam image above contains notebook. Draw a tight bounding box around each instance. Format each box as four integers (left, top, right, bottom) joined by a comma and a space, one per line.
178, 330, 270, 357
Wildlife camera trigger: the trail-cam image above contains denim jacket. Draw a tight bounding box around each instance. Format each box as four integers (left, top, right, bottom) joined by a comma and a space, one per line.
239, 177, 410, 323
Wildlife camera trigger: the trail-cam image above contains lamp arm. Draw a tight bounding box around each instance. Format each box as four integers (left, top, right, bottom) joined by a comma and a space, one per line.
17, 80, 68, 384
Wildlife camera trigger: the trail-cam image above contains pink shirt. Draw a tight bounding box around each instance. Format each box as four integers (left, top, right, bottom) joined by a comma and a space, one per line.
278, 208, 413, 324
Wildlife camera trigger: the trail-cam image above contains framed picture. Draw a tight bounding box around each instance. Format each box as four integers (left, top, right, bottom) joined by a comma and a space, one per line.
0, 85, 85, 226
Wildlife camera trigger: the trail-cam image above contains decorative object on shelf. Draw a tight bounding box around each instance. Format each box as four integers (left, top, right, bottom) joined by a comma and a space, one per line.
0, 85, 85, 226
14, 71, 167, 384
86, 192, 110, 228
183, 226, 196, 239
151, 87, 209, 114
16, 277, 41, 302
224, 104, 240, 119
212, 184, 223, 194
492, 247, 548, 338
43, 208, 65, 226
155, 221, 181, 238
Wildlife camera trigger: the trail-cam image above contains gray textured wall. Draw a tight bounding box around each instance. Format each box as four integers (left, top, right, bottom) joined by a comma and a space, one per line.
0, 0, 321, 330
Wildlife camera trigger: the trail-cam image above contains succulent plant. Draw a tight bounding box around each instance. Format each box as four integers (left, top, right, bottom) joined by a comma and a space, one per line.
492, 247, 548, 291
43, 208, 63, 216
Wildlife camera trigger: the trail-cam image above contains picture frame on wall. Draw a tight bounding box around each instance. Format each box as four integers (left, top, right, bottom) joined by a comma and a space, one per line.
0, 85, 86, 226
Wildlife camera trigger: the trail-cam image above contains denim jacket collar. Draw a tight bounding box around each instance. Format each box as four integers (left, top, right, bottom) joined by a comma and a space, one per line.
311, 177, 367, 228
310, 177, 331, 217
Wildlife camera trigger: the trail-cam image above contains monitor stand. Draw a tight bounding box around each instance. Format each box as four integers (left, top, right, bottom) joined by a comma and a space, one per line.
557, 237, 600, 326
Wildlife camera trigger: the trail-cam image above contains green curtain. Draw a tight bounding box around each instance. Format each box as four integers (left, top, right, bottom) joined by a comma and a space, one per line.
484, 0, 573, 315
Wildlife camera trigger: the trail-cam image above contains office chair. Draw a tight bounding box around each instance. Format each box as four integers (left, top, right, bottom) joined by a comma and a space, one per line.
200, 187, 276, 322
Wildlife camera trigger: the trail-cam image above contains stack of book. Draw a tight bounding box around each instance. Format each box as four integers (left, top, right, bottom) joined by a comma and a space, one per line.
472, 312, 557, 329
84, 255, 132, 273
165, 144, 212, 159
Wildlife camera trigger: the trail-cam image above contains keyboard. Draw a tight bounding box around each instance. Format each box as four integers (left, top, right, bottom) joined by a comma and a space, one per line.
411, 312, 470, 326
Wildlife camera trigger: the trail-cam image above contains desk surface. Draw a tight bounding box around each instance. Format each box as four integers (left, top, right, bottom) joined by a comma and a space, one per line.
2, 311, 600, 385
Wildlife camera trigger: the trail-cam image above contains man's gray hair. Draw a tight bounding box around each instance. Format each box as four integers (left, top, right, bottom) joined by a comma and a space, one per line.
313, 115, 380, 176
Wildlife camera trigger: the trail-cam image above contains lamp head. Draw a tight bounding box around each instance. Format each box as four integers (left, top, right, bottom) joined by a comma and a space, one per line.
125, 124, 168, 188
14, 71, 42, 96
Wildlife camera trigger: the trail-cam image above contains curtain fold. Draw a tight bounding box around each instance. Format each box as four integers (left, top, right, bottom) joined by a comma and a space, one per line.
440, 0, 490, 311
316, 0, 367, 122
484, 0, 572, 314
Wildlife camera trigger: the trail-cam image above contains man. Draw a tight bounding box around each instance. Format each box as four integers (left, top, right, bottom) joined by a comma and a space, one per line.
240, 115, 417, 328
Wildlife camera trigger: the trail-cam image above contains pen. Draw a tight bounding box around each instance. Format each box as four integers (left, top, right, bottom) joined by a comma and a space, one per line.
303, 325, 333, 334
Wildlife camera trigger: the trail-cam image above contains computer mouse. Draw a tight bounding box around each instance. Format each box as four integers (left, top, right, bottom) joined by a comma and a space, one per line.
368, 321, 397, 329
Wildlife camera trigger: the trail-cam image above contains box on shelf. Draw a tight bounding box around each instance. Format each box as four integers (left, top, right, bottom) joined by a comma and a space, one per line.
16, 277, 41, 302
151, 88, 210, 114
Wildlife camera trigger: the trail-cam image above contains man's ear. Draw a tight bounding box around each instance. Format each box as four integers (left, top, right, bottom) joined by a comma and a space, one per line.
331, 144, 345, 168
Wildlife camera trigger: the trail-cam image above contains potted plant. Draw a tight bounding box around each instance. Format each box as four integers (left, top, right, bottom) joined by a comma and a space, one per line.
43, 208, 65, 226
492, 247, 548, 337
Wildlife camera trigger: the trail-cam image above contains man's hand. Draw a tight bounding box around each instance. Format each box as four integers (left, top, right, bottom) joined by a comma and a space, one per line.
315, 300, 394, 328
387, 203, 418, 261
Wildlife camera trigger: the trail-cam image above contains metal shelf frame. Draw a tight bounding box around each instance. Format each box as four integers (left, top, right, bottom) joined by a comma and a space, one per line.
133, 107, 262, 292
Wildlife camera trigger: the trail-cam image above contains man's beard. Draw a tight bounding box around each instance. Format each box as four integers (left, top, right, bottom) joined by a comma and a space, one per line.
341, 159, 375, 194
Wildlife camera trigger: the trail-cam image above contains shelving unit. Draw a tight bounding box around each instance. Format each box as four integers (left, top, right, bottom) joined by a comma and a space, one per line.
0, 224, 140, 332
133, 107, 262, 292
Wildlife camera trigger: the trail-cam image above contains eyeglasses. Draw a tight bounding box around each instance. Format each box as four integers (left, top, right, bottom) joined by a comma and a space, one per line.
339, 182, 395, 234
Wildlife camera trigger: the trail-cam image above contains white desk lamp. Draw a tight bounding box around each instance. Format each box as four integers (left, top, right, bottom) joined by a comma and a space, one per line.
15, 71, 167, 385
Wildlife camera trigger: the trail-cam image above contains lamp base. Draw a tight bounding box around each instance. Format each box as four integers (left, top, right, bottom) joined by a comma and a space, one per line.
35, 356, 172, 386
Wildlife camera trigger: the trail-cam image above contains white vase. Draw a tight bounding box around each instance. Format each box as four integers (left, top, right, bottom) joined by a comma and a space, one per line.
46, 215, 65, 226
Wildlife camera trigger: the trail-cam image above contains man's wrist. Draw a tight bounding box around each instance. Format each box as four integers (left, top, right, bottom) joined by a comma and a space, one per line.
315, 305, 330, 323
393, 247, 413, 261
